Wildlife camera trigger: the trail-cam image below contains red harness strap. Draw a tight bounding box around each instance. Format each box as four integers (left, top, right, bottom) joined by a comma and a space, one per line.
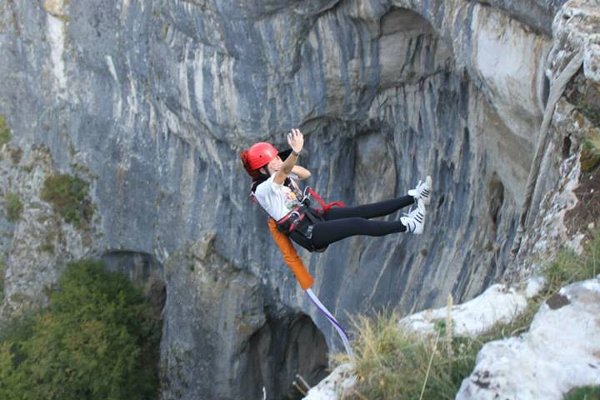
306, 187, 345, 213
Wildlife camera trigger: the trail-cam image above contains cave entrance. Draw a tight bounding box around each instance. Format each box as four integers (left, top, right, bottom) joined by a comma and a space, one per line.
101, 250, 165, 297
100, 250, 166, 324
246, 312, 329, 400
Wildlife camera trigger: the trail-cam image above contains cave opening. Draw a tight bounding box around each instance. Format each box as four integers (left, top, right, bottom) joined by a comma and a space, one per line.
245, 312, 329, 400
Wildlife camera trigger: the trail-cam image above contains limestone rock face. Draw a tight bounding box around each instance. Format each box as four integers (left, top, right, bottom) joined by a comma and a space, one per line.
0, 0, 597, 398
0, 146, 97, 319
161, 233, 328, 400
0, 0, 551, 318
510, 0, 600, 277
472, 0, 568, 35
160, 233, 265, 399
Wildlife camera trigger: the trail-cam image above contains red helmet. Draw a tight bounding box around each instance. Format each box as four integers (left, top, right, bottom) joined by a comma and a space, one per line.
240, 142, 279, 178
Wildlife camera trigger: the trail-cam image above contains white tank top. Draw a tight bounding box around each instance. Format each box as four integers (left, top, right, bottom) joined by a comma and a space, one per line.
254, 176, 301, 221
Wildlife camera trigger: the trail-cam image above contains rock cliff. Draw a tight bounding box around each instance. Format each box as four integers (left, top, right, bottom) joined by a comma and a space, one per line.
1, 0, 597, 398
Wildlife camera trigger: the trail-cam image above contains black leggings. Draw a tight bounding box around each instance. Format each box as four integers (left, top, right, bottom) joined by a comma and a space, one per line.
310, 195, 415, 249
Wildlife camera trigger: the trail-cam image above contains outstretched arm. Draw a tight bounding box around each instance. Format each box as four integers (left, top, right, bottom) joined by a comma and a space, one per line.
291, 165, 311, 180
273, 129, 304, 185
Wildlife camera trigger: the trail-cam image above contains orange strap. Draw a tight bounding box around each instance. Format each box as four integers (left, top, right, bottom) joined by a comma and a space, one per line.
267, 218, 314, 290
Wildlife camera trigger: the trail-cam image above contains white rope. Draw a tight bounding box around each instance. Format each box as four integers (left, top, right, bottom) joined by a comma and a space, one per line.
306, 289, 353, 357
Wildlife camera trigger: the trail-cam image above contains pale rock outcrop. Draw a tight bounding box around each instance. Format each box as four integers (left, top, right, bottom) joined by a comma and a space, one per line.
457, 278, 600, 400
303, 364, 356, 400
547, 0, 600, 83
400, 283, 531, 337
302, 277, 599, 400
303, 277, 542, 399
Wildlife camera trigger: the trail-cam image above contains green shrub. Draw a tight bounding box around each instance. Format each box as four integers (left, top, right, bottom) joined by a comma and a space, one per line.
5, 192, 23, 222
544, 228, 600, 294
0, 257, 5, 302
0, 311, 36, 344
0, 260, 161, 400
565, 386, 600, 400
0, 116, 10, 147
581, 134, 600, 172
342, 302, 546, 400
40, 174, 94, 229
340, 311, 482, 400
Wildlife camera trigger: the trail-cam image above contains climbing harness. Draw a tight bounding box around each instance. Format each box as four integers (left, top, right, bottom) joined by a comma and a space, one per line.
303, 186, 346, 214
275, 204, 325, 252
274, 182, 346, 252
265, 186, 352, 354
251, 177, 345, 253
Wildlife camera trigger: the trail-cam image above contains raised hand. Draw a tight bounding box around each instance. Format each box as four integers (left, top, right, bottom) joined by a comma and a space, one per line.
287, 128, 304, 154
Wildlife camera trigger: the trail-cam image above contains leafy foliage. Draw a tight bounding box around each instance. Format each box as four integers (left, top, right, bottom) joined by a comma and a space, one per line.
0, 257, 5, 302
5, 192, 23, 222
544, 227, 600, 294
40, 174, 94, 229
580, 133, 600, 172
0, 115, 10, 147
565, 386, 600, 400
0, 260, 160, 400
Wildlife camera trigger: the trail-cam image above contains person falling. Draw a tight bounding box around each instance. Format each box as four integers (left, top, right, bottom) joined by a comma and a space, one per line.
241, 128, 432, 253
240, 128, 432, 355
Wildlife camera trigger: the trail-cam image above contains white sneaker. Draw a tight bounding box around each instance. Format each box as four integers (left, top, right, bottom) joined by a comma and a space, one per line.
400, 199, 426, 234
408, 176, 432, 206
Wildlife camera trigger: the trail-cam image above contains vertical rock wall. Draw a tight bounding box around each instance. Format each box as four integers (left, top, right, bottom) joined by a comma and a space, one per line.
0, 0, 576, 398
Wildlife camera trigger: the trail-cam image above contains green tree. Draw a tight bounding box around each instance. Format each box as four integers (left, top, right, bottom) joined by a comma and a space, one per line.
0, 260, 160, 400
